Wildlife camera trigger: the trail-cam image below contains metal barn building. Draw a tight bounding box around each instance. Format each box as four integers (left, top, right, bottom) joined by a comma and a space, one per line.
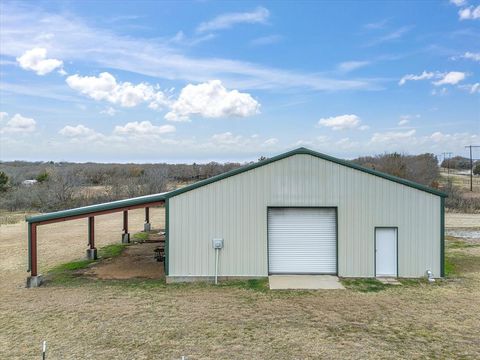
25, 147, 446, 286
165, 147, 446, 281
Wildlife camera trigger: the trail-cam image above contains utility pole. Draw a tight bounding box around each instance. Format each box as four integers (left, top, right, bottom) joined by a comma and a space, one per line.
442, 152, 452, 174
465, 145, 480, 192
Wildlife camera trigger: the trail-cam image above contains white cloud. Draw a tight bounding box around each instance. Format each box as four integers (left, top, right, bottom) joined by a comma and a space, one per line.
16, 47, 63, 75
371, 129, 416, 143
367, 26, 412, 46
211, 132, 244, 145
291, 130, 479, 157
101, 107, 116, 116
263, 138, 279, 146
207, 132, 279, 152
317, 114, 363, 131
250, 35, 282, 46
197, 7, 269, 32
113, 121, 175, 136
433, 71, 466, 86
1, 113, 36, 133
431, 87, 448, 96
165, 80, 260, 122
459, 82, 480, 93
0, 112, 8, 122
169, 31, 216, 47
469, 83, 480, 93
399, 71, 435, 86
450, 0, 466, 6
66, 72, 169, 109
335, 137, 358, 149
398, 114, 420, 126
364, 19, 388, 30
338, 61, 370, 73
459, 5, 480, 20
58, 121, 175, 143
399, 71, 467, 87
59, 124, 99, 138
0, 4, 379, 92
462, 52, 480, 61
428, 132, 479, 149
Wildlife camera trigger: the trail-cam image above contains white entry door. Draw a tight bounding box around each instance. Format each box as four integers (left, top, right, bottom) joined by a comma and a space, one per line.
375, 228, 397, 277
268, 208, 337, 274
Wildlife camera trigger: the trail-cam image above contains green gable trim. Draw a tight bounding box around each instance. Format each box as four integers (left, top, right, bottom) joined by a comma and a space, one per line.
165, 147, 447, 199
26, 192, 168, 224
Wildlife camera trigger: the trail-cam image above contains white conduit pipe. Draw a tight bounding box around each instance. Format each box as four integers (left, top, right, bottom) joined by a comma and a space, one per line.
215, 248, 219, 285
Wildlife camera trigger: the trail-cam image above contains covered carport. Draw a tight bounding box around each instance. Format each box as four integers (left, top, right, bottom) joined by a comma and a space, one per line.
26, 192, 168, 287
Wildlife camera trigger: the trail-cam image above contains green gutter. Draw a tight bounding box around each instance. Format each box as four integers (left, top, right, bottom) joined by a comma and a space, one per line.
165, 147, 447, 199
440, 197, 445, 277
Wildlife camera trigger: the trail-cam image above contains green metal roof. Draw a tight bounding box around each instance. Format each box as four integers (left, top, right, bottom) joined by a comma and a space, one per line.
26, 147, 446, 224
26, 192, 168, 224
165, 147, 447, 199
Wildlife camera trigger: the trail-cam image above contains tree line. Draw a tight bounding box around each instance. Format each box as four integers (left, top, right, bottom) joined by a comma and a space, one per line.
0, 161, 242, 212
1, 152, 478, 213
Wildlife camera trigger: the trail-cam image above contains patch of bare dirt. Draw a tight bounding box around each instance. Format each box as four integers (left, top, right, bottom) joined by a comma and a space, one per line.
85, 242, 165, 280
0, 207, 165, 287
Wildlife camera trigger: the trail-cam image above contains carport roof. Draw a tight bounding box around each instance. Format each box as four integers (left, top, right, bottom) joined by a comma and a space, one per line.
26, 192, 168, 224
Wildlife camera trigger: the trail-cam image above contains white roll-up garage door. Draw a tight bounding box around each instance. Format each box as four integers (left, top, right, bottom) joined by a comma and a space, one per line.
268, 208, 337, 274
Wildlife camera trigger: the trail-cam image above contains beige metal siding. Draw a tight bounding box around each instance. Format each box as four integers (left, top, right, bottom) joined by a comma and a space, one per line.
169, 154, 441, 278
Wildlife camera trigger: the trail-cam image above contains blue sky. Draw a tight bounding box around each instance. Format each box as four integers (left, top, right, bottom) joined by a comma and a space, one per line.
0, 0, 479, 163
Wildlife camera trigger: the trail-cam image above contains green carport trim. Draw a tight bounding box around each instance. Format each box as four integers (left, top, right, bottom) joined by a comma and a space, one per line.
164, 147, 447, 200
26, 192, 169, 224
440, 197, 445, 277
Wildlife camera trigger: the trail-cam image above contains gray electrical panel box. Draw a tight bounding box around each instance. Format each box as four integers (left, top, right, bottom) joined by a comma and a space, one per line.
212, 238, 224, 249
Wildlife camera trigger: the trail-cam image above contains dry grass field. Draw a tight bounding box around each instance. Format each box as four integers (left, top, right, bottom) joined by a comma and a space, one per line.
439, 169, 480, 193
1, 210, 479, 359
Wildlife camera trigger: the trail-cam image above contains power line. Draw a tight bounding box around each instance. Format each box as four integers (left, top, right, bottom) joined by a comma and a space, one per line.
465, 145, 480, 191
442, 152, 453, 174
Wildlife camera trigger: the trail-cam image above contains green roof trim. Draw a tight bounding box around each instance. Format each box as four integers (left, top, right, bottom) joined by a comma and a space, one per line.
26, 192, 168, 224
165, 147, 447, 199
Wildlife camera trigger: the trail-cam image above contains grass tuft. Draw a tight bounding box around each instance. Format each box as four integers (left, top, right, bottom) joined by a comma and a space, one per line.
446, 236, 480, 249
98, 243, 127, 259
47, 243, 128, 286
445, 257, 456, 277
132, 232, 149, 242
100, 278, 166, 290
341, 278, 391, 293
218, 278, 269, 292
50, 259, 95, 272
445, 252, 480, 277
